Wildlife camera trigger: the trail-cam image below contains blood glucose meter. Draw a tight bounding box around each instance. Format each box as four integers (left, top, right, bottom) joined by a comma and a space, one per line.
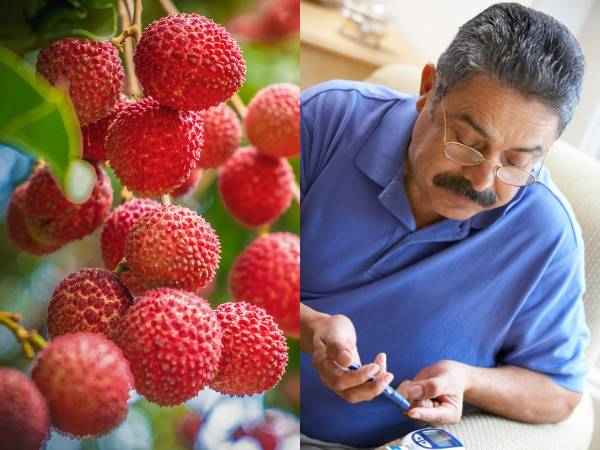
384, 428, 464, 449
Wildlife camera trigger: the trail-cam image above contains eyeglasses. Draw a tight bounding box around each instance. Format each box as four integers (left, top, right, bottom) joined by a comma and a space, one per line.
441, 95, 549, 187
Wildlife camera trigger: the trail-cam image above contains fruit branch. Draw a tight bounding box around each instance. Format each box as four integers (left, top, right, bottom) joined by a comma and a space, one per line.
162, 194, 172, 206
115, 0, 143, 98
157, 0, 178, 15
292, 179, 300, 204
0, 311, 47, 359
230, 93, 248, 119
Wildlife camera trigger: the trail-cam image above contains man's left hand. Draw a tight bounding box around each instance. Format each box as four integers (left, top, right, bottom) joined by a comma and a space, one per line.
397, 360, 470, 428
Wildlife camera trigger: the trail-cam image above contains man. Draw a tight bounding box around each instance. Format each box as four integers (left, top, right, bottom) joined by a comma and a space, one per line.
300, 3, 589, 449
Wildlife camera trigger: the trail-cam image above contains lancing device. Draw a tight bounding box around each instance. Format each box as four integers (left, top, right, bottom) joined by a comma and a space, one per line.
348, 363, 412, 412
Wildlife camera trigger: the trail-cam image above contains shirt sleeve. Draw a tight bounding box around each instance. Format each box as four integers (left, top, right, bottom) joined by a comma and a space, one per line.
499, 247, 589, 392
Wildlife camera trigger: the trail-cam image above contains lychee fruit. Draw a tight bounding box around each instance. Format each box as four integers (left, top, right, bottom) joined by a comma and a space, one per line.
24, 164, 113, 246
47, 268, 133, 340
176, 411, 205, 450
101, 198, 161, 271
7, 183, 62, 255
81, 96, 131, 161
106, 97, 204, 196
218, 147, 293, 227
245, 83, 299, 158
115, 288, 222, 406
0, 368, 50, 450
36, 38, 124, 126
134, 13, 246, 111
229, 233, 299, 338
32, 332, 132, 437
171, 168, 202, 198
196, 104, 242, 169
209, 302, 287, 396
125, 205, 221, 292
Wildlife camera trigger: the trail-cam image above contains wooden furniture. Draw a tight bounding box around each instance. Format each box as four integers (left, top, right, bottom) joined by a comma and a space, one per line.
300, 1, 423, 89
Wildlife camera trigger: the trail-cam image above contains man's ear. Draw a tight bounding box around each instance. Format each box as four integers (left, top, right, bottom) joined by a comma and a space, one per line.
416, 63, 437, 113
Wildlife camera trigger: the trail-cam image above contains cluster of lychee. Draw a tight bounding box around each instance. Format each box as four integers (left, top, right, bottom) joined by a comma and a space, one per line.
2, 11, 299, 450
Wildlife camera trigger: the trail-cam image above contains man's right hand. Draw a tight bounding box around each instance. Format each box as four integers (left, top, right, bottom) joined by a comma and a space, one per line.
301, 304, 394, 404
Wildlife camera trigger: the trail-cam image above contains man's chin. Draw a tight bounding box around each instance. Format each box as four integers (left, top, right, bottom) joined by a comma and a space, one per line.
434, 194, 483, 221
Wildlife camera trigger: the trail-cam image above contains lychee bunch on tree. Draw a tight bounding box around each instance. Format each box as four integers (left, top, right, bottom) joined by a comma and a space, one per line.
3, 4, 300, 448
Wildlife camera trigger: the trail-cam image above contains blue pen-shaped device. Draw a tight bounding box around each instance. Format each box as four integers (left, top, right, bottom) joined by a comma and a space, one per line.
348, 363, 411, 412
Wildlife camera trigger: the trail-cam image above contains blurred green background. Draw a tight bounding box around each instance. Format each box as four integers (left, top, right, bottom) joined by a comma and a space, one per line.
0, 1, 299, 449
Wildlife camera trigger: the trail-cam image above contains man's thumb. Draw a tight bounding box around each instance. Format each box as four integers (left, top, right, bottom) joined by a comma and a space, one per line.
326, 341, 355, 367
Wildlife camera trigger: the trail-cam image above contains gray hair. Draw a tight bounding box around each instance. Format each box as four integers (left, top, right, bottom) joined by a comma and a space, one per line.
434, 2, 585, 136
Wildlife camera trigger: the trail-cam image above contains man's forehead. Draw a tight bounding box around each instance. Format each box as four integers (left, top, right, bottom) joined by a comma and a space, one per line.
444, 75, 560, 145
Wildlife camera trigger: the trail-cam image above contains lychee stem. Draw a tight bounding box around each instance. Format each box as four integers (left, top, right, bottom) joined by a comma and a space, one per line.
291, 179, 300, 205
162, 194, 172, 206
0, 310, 47, 359
111, 25, 140, 51
157, 0, 178, 15
230, 93, 248, 119
133, 0, 143, 44
114, 259, 130, 274
258, 224, 270, 236
117, 0, 143, 98
121, 186, 134, 202
196, 169, 217, 198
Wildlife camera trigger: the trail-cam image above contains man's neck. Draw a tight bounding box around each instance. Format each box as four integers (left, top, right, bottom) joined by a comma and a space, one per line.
403, 158, 444, 230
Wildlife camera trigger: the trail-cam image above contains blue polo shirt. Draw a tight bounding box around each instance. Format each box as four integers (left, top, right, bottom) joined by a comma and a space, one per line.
299, 80, 589, 448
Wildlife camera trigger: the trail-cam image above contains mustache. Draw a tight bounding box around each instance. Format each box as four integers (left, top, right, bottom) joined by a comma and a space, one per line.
432, 172, 498, 207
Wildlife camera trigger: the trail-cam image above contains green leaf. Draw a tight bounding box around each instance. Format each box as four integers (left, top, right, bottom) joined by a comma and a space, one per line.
0, 46, 96, 204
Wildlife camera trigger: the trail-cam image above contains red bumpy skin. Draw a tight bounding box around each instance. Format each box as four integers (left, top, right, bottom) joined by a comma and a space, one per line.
36, 38, 124, 126
171, 168, 202, 198
196, 104, 242, 169
209, 302, 288, 396
115, 288, 222, 406
7, 182, 62, 255
0, 368, 50, 450
81, 97, 131, 161
125, 205, 221, 292
47, 268, 133, 340
32, 332, 133, 438
24, 164, 113, 247
218, 147, 293, 227
245, 83, 300, 158
106, 97, 204, 196
229, 232, 299, 338
101, 198, 161, 271
134, 13, 246, 111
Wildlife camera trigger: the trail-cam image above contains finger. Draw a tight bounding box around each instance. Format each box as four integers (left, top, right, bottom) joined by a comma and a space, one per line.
340, 372, 395, 404
407, 404, 460, 425
325, 339, 358, 367
406, 377, 449, 401
396, 380, 412, 398
318, 359, 381, 392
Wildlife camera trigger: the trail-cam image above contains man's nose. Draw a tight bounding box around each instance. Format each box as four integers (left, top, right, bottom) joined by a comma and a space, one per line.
462, 161, 496, 192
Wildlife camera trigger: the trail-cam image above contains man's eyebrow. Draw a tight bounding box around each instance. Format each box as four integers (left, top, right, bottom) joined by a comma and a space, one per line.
457, 113, 544, 153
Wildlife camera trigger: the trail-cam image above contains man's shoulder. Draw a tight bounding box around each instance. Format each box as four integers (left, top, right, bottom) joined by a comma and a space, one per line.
516, 168, 583, 262
301, 80, 413, 105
